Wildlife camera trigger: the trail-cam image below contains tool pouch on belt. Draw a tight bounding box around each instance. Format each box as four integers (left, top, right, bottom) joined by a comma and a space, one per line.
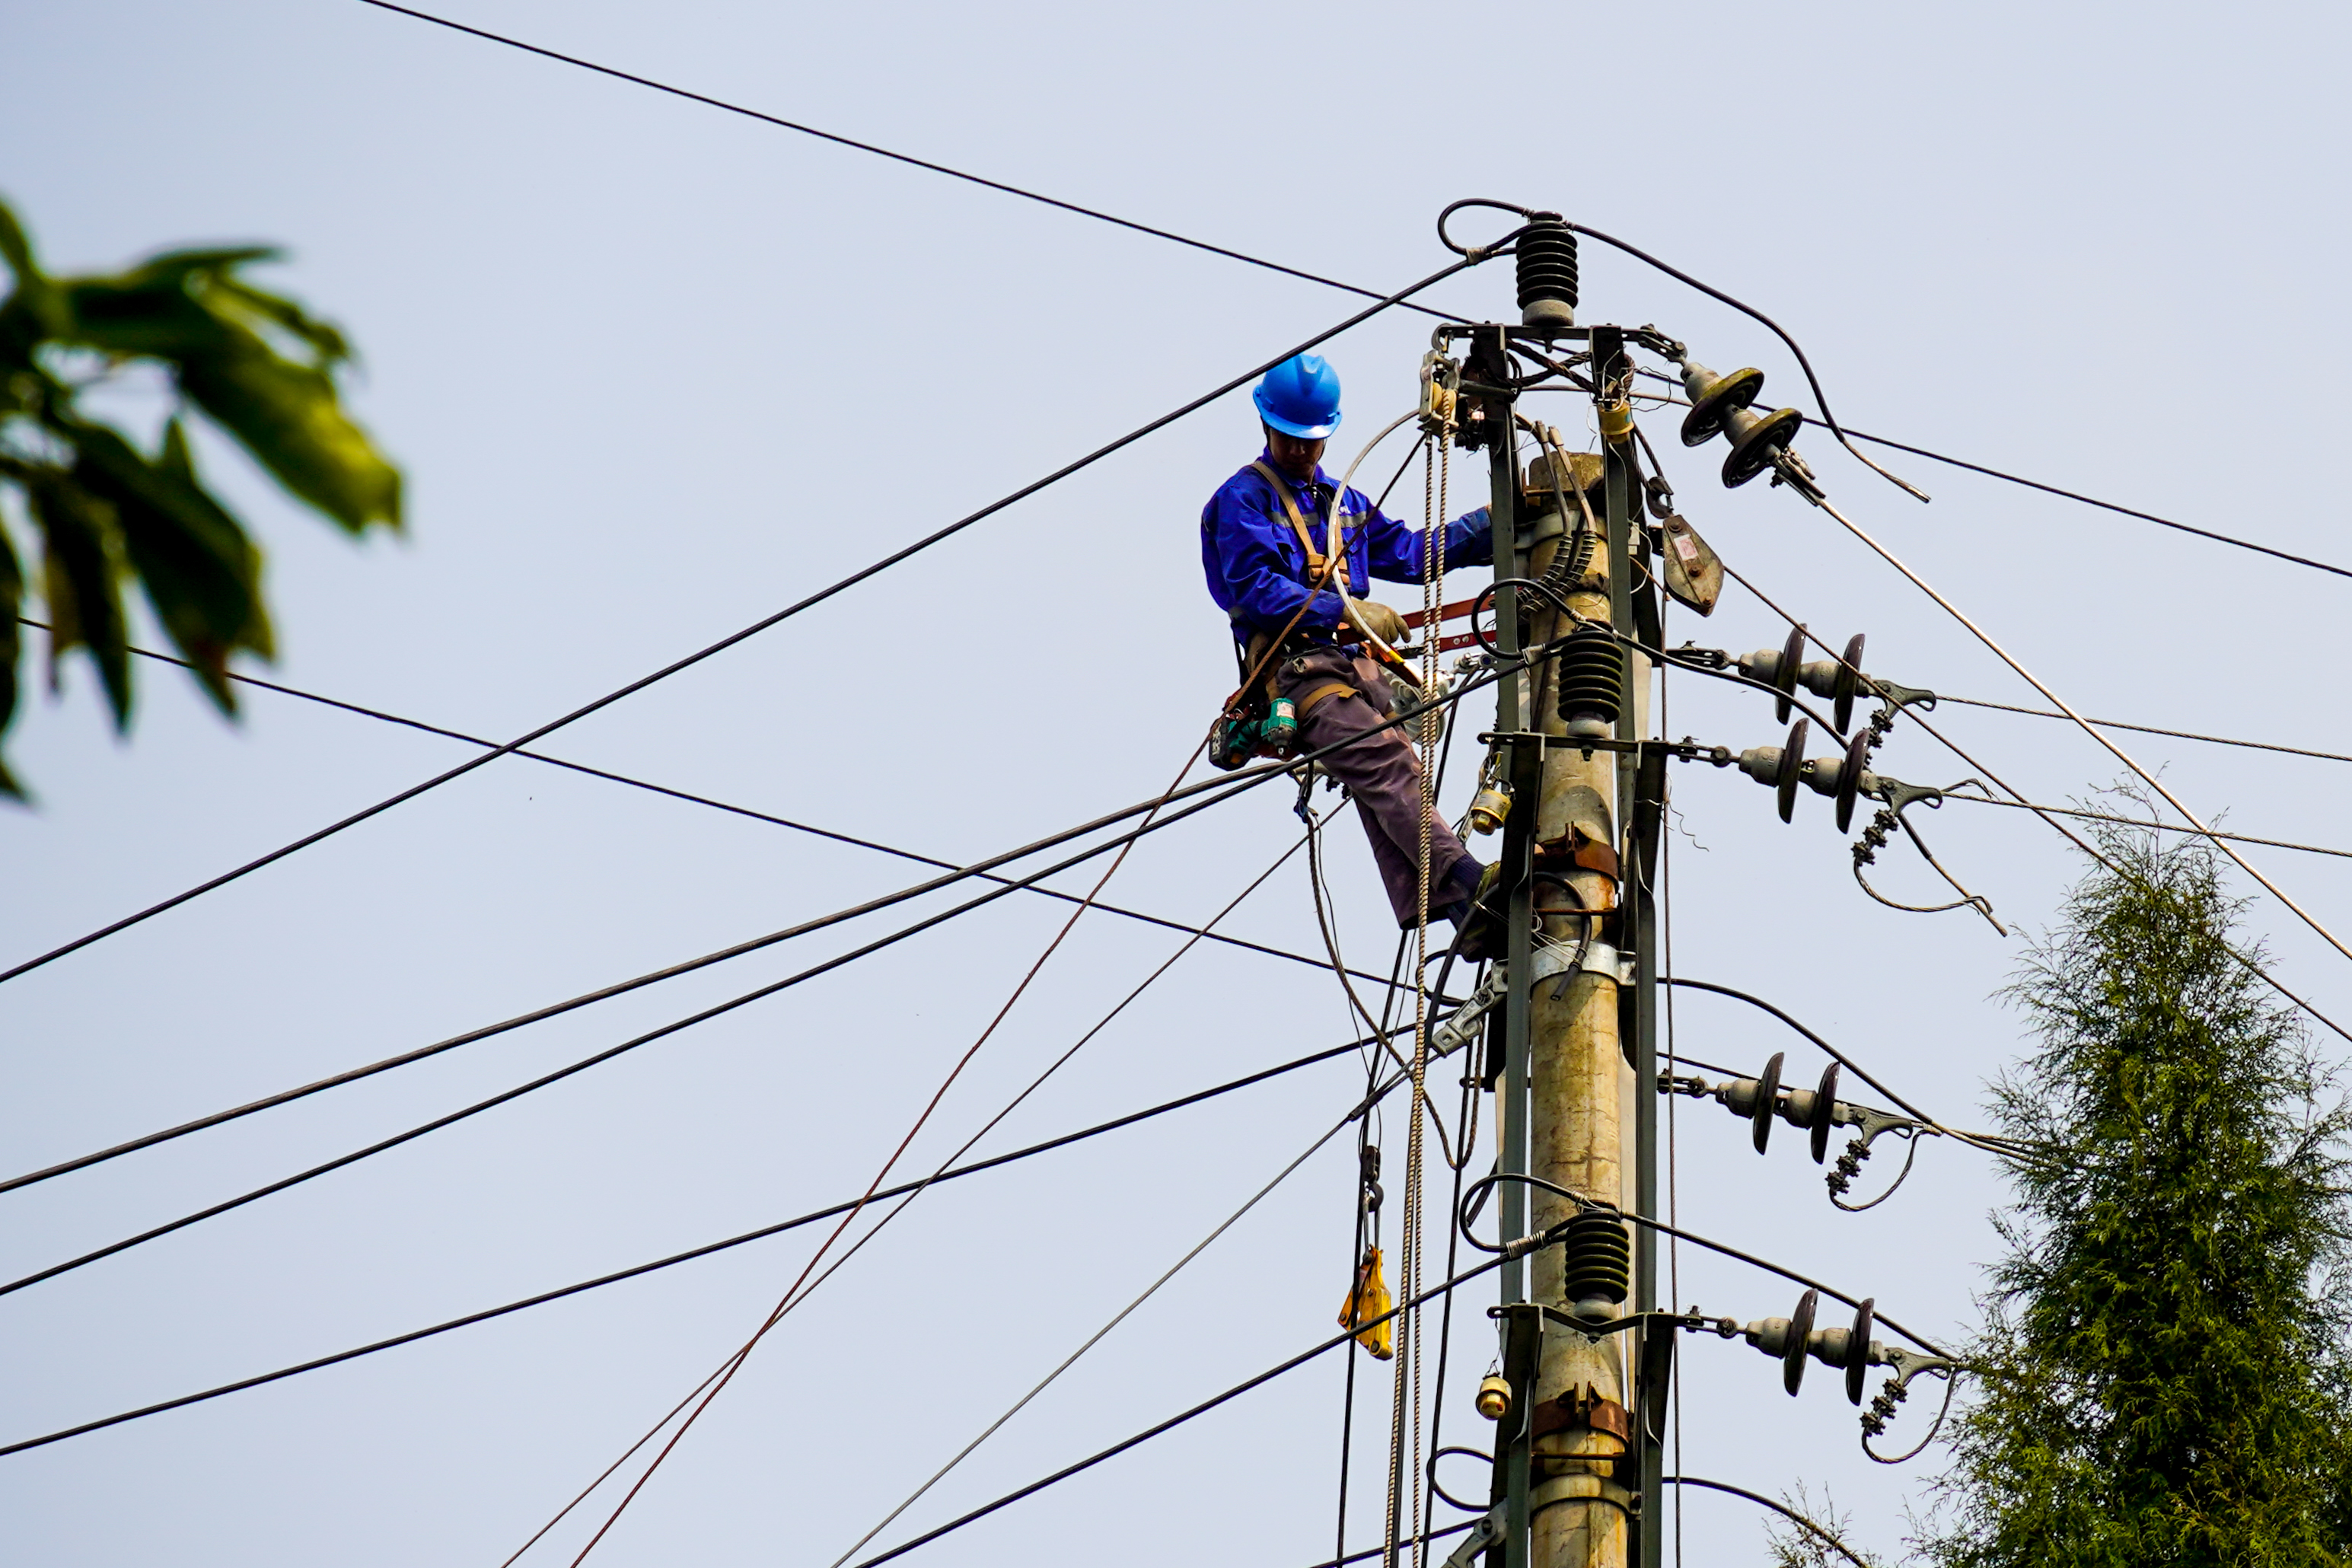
1211, 626, 1296, 771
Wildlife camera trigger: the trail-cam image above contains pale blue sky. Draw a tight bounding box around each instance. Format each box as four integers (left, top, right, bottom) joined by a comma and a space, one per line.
5, 2, 2349, 1563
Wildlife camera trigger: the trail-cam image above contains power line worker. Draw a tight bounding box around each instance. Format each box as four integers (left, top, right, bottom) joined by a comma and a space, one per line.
1200, 353, 1493, 934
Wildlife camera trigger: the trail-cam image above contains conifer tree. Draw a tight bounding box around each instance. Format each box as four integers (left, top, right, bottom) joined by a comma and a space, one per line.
1923, 810, 2352, 1564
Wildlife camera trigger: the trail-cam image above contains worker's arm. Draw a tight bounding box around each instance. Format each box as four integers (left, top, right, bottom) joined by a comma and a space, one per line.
1200, 480, 1347, 636
1354, 496, 1494, 585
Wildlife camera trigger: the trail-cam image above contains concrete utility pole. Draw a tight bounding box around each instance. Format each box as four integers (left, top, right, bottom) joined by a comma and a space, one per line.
1471, 295, 1665, 1568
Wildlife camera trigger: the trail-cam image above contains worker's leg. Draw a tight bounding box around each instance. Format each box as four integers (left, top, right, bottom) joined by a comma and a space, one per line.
1279, 650, 1481, 928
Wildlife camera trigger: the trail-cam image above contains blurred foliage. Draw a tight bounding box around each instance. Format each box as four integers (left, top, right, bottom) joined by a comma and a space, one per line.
0, 194, 400, 799
1923, 804, 2352, 1565
1764, 1481, 1883, 1567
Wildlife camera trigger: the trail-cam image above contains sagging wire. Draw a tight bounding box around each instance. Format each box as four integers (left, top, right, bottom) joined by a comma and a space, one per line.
1863, 1365, 1959, 1465
1434, 197, 1927, 501
1662, 977, 2058, 1217
1847, 782, 2005, 933
1803, 484, 2352, 968
1453, 1173, 1965, 1463
1711, 561, 2352, 1049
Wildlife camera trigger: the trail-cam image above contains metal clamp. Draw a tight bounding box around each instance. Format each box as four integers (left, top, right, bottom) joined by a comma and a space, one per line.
1433, 967, 1506, 1060
1439, 1503, 1508, 1568
1529, 939, 1635, 988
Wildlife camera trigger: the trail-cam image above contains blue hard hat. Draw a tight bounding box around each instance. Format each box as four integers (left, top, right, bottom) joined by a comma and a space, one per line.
1253, 354, 1343, 439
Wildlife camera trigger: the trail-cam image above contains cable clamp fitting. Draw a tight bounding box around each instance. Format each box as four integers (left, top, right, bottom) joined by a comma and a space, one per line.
1528, 939, 1634, 989
1439, 1505, 1508, 1568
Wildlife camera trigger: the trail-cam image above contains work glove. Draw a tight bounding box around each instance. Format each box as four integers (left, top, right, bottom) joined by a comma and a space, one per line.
1348, 599, 1409, 648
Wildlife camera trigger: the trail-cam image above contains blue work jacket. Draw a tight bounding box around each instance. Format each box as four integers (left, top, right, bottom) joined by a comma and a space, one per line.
1200, 451, 1493, 643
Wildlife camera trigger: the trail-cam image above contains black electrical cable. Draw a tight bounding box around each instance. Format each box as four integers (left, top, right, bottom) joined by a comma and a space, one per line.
1, 665, 1517, 1294
1294, 1476, 1872, 1568
843, 1253, 1512, 1568
0, 1033, 1378, 1458
1, 664, 1509, 1203
1660, 978, 1936, 1127
20, 619, 1413, 992
1936, 689, 2352, 768
1825, 419, 2352, 582
1942, 790, 2352, 862
1454, 1172, 1951, 1359
370, 0, 2352, 591
0, 253, 1487, 990
1661, 1477, 1874, 1568
352, 0, 1463, 327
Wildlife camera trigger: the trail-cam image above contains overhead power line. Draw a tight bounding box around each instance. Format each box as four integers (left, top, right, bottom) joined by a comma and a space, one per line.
1719, 563, 2352, 1047
0, 257, 1480, 989
2, 662, 1499, 1202
0, 754, 1295, 1296
1936, 688, 2352, 768
1944, 792, 2352, 862
0, 1034, 1374, 1458
1830, 420, 2352, 583
18, 619, 1404, 991
360, 0, 2352, 600
840, 1213, 1941, 1568
2, 671, 1514, 1296
352, 0, 1454, 323
1629, 374, 2352, 583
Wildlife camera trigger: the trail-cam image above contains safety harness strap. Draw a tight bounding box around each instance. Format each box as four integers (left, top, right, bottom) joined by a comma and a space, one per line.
1250, 461, 1336, 584
1295, 680, 1360, 719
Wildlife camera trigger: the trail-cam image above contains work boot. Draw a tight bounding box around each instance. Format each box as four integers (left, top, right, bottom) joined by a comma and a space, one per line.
1427, 855, 1484, 930
1450, 862, 1506, 964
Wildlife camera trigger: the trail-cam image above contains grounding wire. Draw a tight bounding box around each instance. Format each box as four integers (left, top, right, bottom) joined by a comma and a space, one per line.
2, 664, 1506, 1207
0, 1031, 1388, 1459
0, 253, 1487, 990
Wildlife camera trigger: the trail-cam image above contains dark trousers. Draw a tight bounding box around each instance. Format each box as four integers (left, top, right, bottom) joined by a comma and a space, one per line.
1275, 647, 1480, 929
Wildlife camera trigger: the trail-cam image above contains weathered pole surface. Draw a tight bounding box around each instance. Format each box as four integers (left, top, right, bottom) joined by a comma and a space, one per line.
1522, 434, 1635, 1568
